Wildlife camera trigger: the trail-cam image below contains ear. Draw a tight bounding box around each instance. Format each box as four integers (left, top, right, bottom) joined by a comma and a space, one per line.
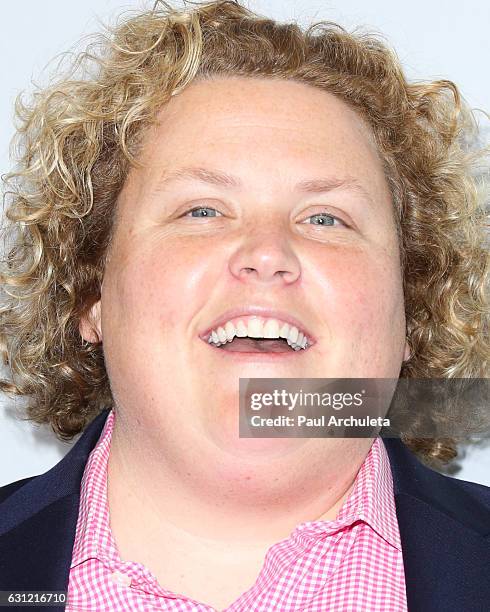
403, 338, 411, 362
79, 300, 102, 344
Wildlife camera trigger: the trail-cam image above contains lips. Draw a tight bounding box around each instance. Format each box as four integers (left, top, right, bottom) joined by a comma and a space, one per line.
199, 306, 316, 353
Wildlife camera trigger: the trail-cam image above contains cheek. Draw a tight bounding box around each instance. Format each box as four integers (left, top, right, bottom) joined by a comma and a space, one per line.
310, 245, 404, 337
347, 265, 400, 331
104, 237, 223, 333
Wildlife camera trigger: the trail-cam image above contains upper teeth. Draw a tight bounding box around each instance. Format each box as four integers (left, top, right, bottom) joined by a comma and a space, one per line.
207, 317, 309, 350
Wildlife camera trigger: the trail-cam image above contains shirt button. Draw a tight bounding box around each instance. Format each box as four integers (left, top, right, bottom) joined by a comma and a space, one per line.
110, 570, 132, 586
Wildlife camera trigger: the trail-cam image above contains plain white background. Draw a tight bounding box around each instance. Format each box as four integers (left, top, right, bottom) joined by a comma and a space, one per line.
1, 0, 489, 486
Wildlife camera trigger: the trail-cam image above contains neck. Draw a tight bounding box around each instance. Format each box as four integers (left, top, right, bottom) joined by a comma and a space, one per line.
106, 415, 373, 549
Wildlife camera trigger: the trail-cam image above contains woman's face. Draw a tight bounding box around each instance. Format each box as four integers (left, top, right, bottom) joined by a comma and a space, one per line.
82, 76, 409, 460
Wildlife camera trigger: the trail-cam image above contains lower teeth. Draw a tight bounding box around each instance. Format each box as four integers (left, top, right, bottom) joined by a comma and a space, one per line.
208, 338, 306, 350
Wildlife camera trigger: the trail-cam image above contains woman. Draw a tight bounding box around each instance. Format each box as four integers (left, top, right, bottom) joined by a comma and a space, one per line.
1, 1, 489, 610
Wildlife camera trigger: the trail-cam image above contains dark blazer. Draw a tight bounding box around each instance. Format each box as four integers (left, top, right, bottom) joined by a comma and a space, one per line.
1, 408, 489, 611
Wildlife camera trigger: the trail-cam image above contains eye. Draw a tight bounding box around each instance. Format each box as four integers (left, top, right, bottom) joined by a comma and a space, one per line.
183, 206, 223, 218
301, 212, 346, 227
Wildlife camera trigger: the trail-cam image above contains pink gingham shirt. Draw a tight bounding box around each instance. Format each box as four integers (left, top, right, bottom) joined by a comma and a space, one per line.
67, 410, 407, 611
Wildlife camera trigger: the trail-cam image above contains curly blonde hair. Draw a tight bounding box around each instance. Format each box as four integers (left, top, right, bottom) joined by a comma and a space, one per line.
1, 0, 488, 467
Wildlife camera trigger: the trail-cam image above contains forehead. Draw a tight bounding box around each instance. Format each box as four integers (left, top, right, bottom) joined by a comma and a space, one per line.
121, 76, 392, 216
143, 77, 381, 168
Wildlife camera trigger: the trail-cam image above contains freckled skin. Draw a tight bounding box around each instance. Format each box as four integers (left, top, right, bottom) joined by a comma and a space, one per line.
80, 76, 410, 556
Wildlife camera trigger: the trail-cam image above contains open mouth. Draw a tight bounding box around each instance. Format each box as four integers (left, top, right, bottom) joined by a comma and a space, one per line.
211, 337, 302, 353
202, 315, 313, 353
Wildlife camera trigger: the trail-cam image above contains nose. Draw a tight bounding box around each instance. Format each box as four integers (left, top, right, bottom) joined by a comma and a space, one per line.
229, 226, 301, 285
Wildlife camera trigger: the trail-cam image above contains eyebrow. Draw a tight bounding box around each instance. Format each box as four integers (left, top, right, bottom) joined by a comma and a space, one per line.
153, 165, 373, 203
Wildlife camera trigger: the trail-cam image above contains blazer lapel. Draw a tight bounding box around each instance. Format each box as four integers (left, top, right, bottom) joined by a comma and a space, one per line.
382, 437, 490, 611
0, 409, 111, 607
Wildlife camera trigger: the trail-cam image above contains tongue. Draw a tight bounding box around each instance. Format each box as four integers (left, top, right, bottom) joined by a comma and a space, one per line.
220, 338, 292, 353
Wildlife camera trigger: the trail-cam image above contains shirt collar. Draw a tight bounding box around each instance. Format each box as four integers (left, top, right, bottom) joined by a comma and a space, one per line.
338, 436, 402, 550
70, 409, 117, 568
285, 437, 402, 552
